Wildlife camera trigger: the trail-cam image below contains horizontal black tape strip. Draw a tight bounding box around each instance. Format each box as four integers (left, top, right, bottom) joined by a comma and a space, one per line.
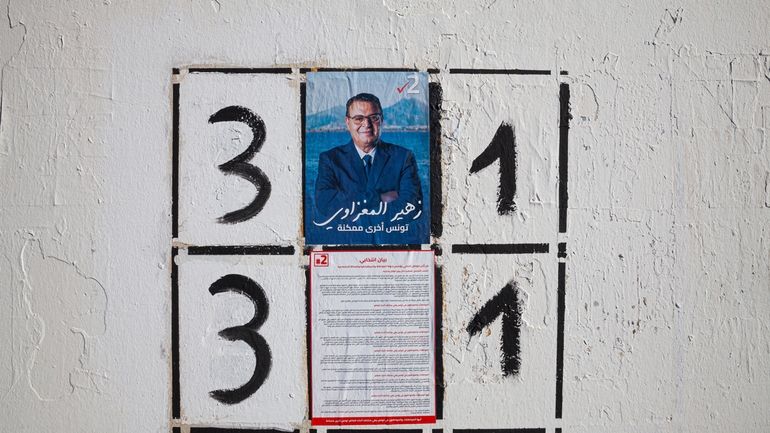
188, 67, 293, 74
327, 430, 422, 433
454, 429, 546, 433
452, 243, 549, 254
449, 68, 551, 75
187, 245, 295, 255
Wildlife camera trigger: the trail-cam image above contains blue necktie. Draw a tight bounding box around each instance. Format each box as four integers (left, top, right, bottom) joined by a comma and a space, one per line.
363, 154, 372, 179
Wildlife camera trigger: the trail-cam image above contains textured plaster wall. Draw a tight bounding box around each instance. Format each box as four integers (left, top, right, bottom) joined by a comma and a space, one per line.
0, 1, 769, 432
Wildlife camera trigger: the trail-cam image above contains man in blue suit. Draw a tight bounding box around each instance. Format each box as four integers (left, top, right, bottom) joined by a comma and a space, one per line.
314, 93, 423, 225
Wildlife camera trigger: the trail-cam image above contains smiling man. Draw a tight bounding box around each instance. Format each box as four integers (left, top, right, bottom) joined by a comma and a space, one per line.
313, 92, 423, 225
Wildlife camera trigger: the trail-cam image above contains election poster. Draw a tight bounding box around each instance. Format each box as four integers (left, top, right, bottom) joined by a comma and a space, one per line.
304, 72, 430, 245
309, 251, 436, 425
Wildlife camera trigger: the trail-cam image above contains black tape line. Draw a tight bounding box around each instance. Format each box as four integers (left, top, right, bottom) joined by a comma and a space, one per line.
449, 69, 550, 75
327, 430, 422, 433
429, 82, 444, 237
558, 242, 567, 258
556, 261, 566, 418
188, 67, 293, 74
305, 266, 313, 419
558, 83, 571, 233
171, 247, 180, 419
191, 429, 298, 433
435, 266, 444, 419
453, 429, 546, 433
187, 246, 295, 255
172, 83, 179, 239
301, 82, 307, 241
452, 243, 549, 254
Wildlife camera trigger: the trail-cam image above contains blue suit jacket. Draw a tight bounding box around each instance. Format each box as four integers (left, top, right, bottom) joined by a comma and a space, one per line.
314, 140, 422, 221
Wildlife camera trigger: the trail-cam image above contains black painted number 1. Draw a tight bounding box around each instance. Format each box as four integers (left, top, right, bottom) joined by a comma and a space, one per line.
467, 281, 522, 377
208, 274, 272, 404
209, 106, 272, 224
470, 122, 517, 215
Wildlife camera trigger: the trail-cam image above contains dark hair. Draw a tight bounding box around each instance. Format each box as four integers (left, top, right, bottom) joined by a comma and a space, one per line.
346, 93, 382, 116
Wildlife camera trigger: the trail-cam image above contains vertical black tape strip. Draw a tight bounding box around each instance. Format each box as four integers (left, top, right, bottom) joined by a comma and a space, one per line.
429, 82, 443, 238
172, 82, 180, 239
431, 243, 443, 256
558, 83, 571, 233
300, 82, 307, 241
435, 265, 444, 419
305, 266, 313, 420
555, 429, 562, 433
557, 242, 566, 258
171, 247, 180, 419
172, 427, 180, 433
555, 261, 566, 418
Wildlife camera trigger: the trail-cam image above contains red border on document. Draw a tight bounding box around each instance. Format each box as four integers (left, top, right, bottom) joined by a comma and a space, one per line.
313, 416, 437, 426
308, 250, 437, 426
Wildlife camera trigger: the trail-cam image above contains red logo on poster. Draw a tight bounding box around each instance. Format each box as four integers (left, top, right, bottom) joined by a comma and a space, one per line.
314, 253, 329, 267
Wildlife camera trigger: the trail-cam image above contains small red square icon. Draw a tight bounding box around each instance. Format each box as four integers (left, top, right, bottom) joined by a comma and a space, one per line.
314, 253, 329, 267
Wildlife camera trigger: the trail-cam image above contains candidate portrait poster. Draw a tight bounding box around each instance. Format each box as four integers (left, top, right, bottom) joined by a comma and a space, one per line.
304, 72, 430, 245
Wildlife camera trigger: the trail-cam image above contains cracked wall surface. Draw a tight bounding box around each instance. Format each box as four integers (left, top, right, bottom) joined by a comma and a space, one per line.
0, 1, 769, 432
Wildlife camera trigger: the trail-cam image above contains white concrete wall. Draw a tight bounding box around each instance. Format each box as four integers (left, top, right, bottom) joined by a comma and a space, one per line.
1, 1, 769, 432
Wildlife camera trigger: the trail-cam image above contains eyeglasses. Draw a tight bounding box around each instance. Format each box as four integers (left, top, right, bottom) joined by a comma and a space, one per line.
347, 113, 383, 125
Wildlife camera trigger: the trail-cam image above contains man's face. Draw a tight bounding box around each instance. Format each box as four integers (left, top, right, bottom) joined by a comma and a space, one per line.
345, 101, 382, 150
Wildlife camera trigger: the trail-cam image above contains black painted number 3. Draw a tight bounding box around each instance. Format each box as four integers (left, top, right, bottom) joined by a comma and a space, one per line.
208, 274, 272, 404
209, 106, 272, 224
